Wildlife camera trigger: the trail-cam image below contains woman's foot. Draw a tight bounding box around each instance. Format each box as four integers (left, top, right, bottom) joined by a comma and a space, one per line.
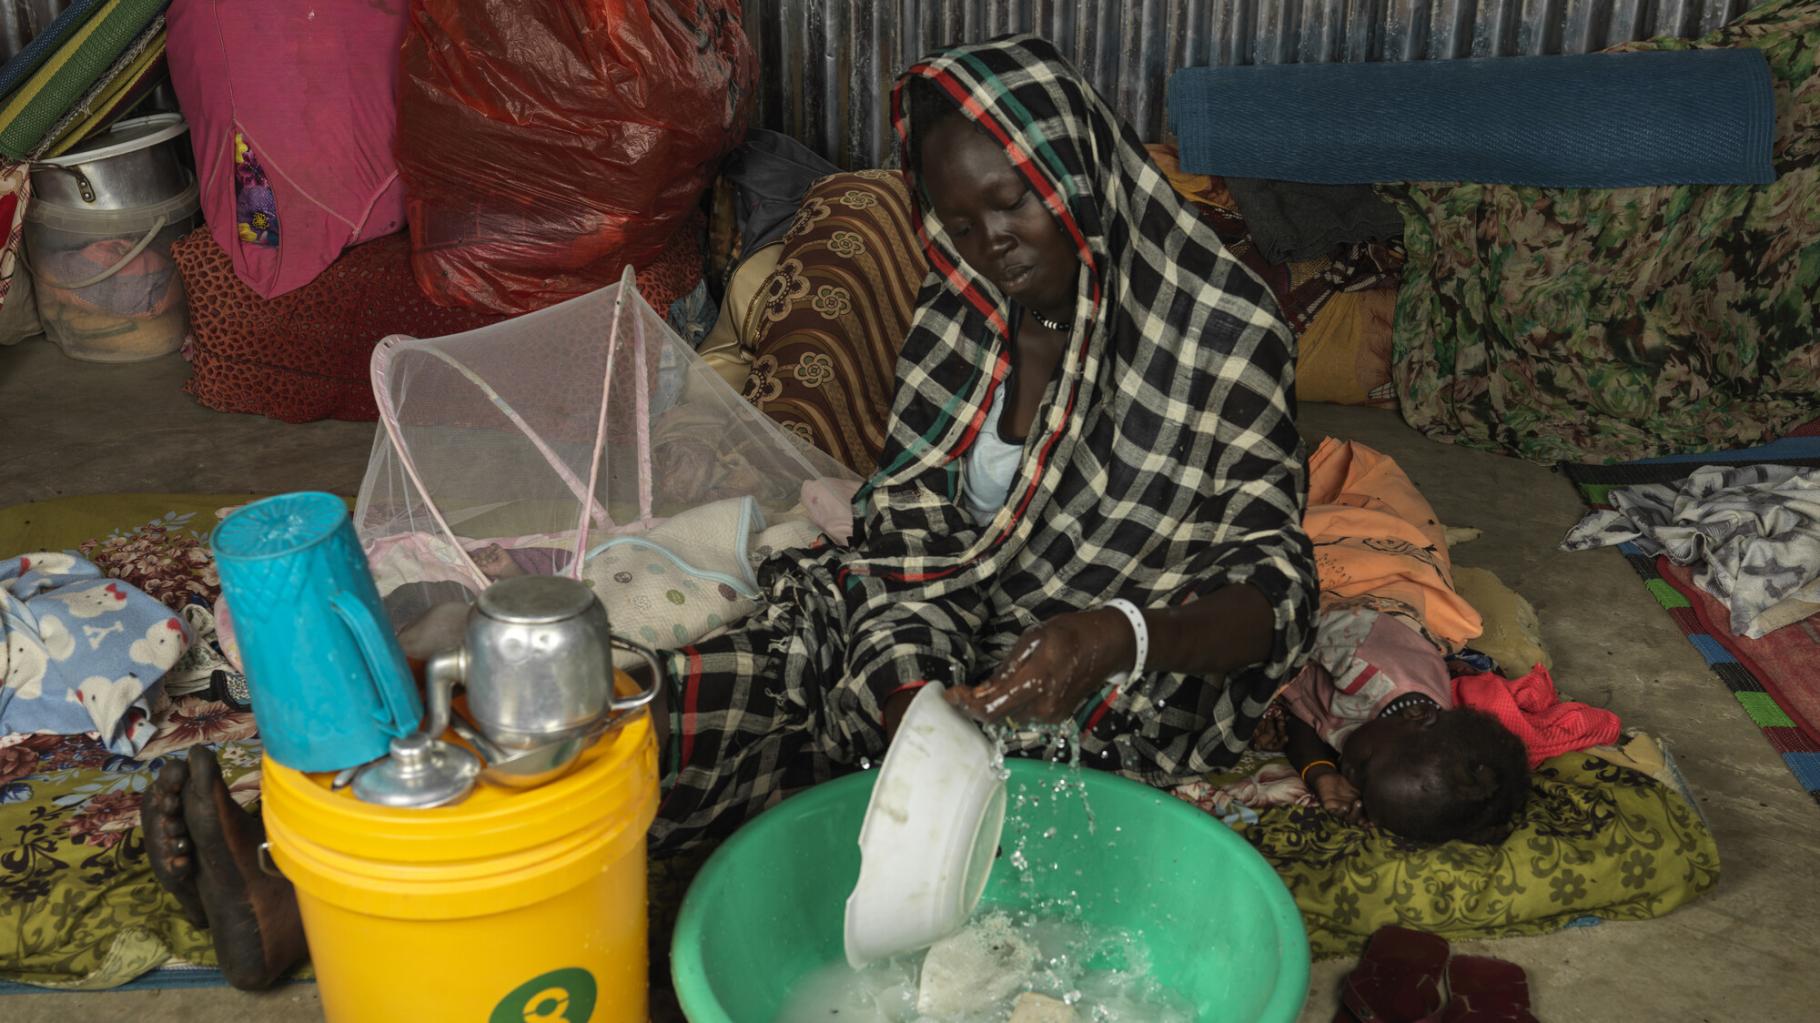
182, 748, 309, 990
141, 758, 210, 930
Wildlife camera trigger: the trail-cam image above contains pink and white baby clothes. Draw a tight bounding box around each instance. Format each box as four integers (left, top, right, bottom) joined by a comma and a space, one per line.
1278, 606, 1454, 750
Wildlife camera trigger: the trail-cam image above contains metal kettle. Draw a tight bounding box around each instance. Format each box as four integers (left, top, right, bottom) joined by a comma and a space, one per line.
352, 577, 661, 809
423, 575, 662, 752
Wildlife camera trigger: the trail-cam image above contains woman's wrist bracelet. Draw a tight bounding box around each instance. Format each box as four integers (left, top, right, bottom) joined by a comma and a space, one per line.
1101, 598, 1149, 680
1300, 759, 1337, 782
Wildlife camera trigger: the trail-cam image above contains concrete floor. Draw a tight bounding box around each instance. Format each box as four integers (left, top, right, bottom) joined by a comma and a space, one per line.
5, 336, 1819, 1021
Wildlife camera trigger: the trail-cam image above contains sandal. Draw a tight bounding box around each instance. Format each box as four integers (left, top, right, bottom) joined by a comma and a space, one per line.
1442, 955, 1539, 1022
1336, 926, 1451, 1023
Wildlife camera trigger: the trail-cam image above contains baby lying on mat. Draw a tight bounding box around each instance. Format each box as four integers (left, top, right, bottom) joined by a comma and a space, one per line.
1260, 606, 1530, 845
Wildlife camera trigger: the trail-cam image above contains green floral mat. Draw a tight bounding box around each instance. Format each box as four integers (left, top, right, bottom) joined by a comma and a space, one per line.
1206, 746, 1720, 958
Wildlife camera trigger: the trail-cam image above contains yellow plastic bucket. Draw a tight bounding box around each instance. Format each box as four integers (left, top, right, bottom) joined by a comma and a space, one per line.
263, 708, 658, 1023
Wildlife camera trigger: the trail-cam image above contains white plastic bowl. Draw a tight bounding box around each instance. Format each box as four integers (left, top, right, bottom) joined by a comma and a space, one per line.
844, 684, 1008, 968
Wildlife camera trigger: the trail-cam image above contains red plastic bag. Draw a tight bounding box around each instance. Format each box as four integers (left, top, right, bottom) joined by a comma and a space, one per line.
398, 0, 757, 314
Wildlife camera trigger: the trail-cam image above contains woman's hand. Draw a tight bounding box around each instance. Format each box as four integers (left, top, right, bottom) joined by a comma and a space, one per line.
1308, 768, 1365, 824
946, 609, 1135, 725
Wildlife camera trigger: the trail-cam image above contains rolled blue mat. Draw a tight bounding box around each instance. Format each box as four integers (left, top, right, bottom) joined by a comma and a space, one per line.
1169, 49, 1776, 187
0, 0, 107, 100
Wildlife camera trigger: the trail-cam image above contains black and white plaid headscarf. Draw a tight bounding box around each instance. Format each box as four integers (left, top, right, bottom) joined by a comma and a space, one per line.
825, 35, 1317, 778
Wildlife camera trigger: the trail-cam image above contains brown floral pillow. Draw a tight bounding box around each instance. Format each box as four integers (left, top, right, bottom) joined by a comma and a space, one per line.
741, 171, 926, 476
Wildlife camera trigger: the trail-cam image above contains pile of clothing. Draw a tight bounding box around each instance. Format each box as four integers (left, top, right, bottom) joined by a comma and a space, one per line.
1564, 464, 1820, 639
2, 532, 247, 757
0, 497, 266, 990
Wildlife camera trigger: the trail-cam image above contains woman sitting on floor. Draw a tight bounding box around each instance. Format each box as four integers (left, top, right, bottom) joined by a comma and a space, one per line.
142, 35, 1317, 988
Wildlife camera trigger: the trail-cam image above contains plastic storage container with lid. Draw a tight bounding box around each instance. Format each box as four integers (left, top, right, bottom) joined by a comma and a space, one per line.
23, 180, 199, 361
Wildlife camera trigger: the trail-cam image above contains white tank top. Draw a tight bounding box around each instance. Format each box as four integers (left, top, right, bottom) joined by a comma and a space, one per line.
963, 381, 1024, 526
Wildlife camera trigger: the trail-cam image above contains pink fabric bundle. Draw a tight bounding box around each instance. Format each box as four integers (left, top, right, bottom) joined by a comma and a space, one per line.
1452, 665, 1622, 769
167, 0, 408, 298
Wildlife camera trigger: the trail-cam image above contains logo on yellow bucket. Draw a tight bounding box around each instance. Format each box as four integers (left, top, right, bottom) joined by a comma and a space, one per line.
489, 967, 598, 1023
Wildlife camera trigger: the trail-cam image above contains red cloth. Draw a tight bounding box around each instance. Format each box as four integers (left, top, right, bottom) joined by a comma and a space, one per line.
1451, 666, 1622, 769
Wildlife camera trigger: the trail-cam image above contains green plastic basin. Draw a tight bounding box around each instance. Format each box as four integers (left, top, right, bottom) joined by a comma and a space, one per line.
671, 759, 1309, 1022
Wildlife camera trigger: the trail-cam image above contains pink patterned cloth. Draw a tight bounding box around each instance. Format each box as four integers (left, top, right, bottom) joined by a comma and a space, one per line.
1174, 761, 1316, 819
167, 0, 408, 297
0, 163, 27, 315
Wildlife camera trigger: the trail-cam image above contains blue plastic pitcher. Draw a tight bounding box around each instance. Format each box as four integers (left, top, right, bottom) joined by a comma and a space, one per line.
211, 492, 423, 772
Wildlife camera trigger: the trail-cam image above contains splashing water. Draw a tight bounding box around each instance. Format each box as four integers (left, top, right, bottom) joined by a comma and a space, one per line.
773, 911, 1195, 1023
971, 720, 1118, 924
986, 722, 1012, 782
985, 719, 1097, 837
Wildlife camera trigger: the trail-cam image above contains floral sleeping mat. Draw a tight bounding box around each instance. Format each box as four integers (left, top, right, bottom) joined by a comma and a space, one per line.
1, 495, 264, 989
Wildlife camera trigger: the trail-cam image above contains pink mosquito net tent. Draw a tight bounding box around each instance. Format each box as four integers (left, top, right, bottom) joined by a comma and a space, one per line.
354, 269, 856, 631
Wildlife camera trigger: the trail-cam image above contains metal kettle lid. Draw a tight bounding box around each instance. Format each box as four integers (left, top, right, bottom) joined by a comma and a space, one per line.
477, 575, 595, 625
352, 733, 480, 809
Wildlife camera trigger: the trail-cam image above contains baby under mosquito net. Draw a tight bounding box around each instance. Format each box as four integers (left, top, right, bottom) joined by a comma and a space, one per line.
354, 270, 858, 653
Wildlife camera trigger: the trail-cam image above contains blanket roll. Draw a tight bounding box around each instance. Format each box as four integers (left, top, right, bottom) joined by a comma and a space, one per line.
1168, 48, 1776, 187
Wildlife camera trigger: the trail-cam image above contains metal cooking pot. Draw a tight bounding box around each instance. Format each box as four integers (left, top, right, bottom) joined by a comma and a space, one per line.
30, 114, 191, 209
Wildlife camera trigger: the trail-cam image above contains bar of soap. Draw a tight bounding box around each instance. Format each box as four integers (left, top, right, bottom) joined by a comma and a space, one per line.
915, 914, 1037, 1016
1009, 992, 1080, 1023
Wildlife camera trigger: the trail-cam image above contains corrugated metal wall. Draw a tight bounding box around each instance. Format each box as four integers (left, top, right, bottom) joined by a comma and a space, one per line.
742, 0, 1756, 167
